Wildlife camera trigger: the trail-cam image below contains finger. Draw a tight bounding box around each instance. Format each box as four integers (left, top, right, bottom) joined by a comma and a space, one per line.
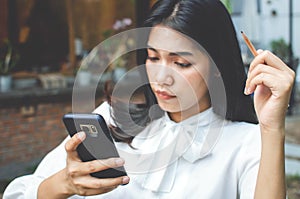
78, 176, 130, 189
246, 72, 286, 97
246, 64, 280, 88
75, 185, 118, 196
249, 50, 288, 73
248, 63, 280, 79
69, 158, 126, 176
71, 176, 129, 196
65, 131, 86, 153
65, 132, 86, 161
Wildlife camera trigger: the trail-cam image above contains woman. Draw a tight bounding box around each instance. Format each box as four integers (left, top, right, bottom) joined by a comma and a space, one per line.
3, 0, 294, 198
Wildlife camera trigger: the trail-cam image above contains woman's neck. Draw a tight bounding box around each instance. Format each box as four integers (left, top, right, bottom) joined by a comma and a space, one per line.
168, 103, 211, 123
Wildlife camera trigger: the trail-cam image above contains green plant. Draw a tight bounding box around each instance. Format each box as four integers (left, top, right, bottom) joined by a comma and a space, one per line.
221, 0, 232, 14
286, 174, 300, 185
270, 38, 290, 63
0, 39, 19, 75
286, 174, 300, 199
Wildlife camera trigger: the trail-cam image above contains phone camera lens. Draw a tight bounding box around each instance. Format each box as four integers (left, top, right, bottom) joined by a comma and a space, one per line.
91, 125, 97, 132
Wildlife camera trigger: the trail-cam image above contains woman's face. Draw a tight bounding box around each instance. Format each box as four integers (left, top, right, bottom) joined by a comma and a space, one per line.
146, 25, 211, 122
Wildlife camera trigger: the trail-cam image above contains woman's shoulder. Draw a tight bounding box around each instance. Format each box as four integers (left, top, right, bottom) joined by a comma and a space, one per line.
220, 120, 261, 147
225, 120, 260, 133
213, 120, 261, 170
93, 101, 111, 123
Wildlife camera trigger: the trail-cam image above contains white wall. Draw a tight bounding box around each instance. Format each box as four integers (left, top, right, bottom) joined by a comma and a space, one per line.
231, 0, 299, 72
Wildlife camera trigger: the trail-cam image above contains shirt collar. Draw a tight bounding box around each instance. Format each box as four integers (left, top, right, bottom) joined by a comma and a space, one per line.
160, 107, 224, 163
125, 107, 225, 193
163, 106, 214, 127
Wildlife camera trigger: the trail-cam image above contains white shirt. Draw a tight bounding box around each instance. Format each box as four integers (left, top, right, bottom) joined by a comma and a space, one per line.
3, 102, 261, 199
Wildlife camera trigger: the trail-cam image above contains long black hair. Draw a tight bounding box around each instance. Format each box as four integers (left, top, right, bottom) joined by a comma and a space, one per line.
143, 0, 257, 123
109, 0, 258, 144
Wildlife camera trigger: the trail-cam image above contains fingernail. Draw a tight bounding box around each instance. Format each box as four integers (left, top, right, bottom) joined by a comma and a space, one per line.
247, 87, 252, 94
122, 176, 130, 184
115, 158, 124, 166
77, 131, 85, 141
244, 87, 248, 95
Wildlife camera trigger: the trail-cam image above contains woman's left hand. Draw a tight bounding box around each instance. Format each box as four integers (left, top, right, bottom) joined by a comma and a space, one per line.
245, 50, 295, 132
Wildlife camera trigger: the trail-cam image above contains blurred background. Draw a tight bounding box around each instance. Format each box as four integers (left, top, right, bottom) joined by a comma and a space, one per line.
0, 0, 299, 198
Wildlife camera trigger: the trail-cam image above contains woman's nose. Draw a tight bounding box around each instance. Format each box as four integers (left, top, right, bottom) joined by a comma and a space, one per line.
155, 62, 174, 86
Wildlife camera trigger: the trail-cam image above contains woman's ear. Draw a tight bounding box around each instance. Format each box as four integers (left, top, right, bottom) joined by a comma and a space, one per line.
209, 62, 221, 78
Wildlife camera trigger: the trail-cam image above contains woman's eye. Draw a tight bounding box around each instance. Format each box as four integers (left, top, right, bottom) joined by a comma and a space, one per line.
175, 62, 192, 68
147, 56, 159, 62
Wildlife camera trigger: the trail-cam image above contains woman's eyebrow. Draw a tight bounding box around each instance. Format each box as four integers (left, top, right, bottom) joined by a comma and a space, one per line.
169, 51, 193, 56
147, 45, 158, 52
147, 45, 193, 56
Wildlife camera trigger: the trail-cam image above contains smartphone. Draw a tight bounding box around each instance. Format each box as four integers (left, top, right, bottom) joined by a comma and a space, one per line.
62, 113, 127, 179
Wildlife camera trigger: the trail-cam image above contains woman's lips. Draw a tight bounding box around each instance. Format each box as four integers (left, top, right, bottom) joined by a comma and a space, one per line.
155, 90, 176, 100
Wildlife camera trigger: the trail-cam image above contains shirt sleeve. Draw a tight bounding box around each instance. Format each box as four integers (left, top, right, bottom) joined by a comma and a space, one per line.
2, 137, 76, 199
3, 102, 111, 199
92, 101, 111, 124
237, 125, 261, 199
2, 175, 43, 199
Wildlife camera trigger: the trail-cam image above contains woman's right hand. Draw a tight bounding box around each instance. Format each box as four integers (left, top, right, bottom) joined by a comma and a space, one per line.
38, 131, 130, 198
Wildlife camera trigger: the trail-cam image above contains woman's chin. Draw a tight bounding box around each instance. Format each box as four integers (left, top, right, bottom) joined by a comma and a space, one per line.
157, 101, 181, 113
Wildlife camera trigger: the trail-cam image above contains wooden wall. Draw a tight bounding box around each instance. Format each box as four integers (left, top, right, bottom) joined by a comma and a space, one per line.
5, 0, 136, 72
13, 0, 135, 49
0, 0, 8, 46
